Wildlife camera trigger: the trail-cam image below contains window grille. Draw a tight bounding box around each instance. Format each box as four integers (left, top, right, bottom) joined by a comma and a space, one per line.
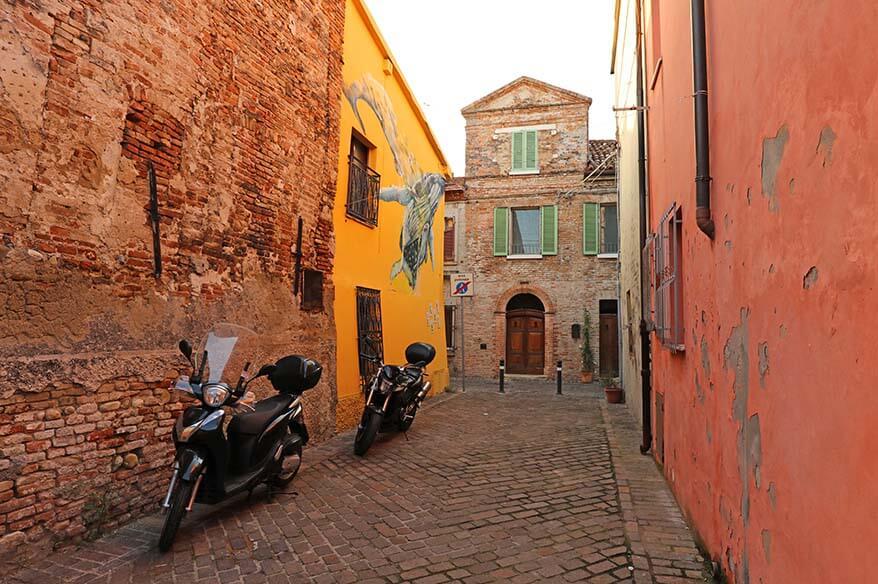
356, 287, 384, 386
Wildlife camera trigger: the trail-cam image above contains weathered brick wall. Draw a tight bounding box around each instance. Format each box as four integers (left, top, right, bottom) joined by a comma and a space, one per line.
0, 0, 344, 560
447, 80, 618, 383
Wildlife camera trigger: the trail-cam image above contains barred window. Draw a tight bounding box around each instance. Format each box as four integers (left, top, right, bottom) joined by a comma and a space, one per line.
356, 287, 384, 387
654, 204, 684, 351
346, 134, 380, 226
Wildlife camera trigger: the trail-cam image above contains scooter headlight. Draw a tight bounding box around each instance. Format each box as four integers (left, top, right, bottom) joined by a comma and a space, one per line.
202, 384, 230, 407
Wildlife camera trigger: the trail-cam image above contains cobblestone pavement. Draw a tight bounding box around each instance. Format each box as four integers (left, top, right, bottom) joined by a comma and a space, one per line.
5, 380, 709, 584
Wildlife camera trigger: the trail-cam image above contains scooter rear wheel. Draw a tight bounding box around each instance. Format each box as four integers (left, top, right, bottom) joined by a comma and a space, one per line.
269, 436, 302, 487
354, 409, 382, 456
158, 480, 193, 552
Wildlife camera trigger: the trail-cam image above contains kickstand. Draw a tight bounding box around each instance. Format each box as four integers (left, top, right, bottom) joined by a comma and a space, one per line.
403, 430, 409, 441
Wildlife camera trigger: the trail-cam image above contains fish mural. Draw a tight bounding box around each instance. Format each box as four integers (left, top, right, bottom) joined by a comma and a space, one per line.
344, 74, 446, 290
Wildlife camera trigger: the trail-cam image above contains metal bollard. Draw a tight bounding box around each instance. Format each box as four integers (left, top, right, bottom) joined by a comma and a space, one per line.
499, 359, 505, 393
556, 361, 562, 395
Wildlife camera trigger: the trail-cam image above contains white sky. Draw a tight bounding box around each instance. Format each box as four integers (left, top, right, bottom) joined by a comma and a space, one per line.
364, 0, 617, 177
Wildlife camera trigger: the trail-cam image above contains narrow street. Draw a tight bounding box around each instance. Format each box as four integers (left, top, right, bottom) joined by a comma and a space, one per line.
7, 381, 706, 584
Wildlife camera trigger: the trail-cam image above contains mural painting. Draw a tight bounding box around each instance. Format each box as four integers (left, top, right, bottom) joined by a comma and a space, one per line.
344, 74, 446, 290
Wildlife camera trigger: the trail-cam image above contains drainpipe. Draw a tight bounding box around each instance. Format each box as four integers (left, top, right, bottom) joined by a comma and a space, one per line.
692, 0, 715, 238
634, 0, 652, 454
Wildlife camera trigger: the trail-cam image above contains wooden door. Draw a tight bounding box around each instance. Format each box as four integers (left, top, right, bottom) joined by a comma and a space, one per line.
506, 309, 545, 374
599, 314, 619, 377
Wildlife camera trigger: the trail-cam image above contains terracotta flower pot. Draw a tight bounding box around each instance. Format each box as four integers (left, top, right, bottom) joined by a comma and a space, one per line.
580, 371, 594, 383
604, 387, 624, 404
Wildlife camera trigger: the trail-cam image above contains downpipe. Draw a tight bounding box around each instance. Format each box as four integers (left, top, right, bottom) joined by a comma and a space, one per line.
635, 0, 653, 454
692, 0, 715, 239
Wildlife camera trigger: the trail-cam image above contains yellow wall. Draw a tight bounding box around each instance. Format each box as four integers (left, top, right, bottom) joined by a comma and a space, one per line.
334, 0, 451, 431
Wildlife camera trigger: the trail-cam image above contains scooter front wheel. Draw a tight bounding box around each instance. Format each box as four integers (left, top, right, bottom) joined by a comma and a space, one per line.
354, 409, 382, 456
158, 480, 193, 552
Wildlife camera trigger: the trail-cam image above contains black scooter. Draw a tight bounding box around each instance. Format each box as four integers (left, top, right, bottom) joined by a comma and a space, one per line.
354, 342, 435, 456
159, 324, 321, 551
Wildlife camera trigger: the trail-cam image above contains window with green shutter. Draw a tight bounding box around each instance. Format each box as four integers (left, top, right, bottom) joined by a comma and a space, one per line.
583, 202, 599, 255
511, 130, 538, 172
493, 207, 509, 256
541, 205, 557, 255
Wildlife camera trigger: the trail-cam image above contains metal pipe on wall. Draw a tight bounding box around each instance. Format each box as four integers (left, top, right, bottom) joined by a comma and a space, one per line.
692, 0, 715, 238
635, 0, 653, 455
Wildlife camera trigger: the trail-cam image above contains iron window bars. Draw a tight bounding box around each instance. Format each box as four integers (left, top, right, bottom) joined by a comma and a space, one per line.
654, 203, 685, 351
346, 156, 381, 226
356, 287, 384, 388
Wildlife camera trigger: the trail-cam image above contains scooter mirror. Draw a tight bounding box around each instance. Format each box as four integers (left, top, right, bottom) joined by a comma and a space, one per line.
179, 340, 194, 364
256, 364, 277, 378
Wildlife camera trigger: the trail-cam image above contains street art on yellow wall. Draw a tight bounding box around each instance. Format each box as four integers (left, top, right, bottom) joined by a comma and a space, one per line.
344, 73, 446, 290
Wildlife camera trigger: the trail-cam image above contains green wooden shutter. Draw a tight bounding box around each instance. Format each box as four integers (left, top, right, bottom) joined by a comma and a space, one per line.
525, 130, 538, 170
541, 205, 557, 255
493, 207, 509, 256
583, 202, 599, 255
511, 132, 524, 171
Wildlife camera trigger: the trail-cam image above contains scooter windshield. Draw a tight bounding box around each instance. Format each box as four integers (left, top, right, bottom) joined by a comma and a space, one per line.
196, 323, 265, 386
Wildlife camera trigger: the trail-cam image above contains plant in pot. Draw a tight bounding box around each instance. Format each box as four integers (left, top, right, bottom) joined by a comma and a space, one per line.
602, 376, 624, 404
580, 308, 596, 383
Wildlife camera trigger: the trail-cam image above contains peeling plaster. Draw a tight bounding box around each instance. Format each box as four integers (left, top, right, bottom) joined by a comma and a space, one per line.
817, 125, 836, 167
758, 342, 770, 388
762, 529, 772, 563
761, 125, 789, 213
747, 414, 763, 491
701, 335, 712, 378
724, 307, 763, 545
803, 266, 819, 289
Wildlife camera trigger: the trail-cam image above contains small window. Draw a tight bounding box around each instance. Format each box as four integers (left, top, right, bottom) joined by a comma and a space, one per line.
601, 204, 619, 255
444, 217, 456, 263
584, 202, 619, 257
511, 130, 538, 173
509, 208, 541, 256
444, 305, 455, 349
346, 134, 380, 226
301, 270, 324, 311
655, 204, 684, 351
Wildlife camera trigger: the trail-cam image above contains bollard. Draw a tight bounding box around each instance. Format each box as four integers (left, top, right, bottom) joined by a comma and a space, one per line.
499, 359, 505, 393
556, 360, 562, 395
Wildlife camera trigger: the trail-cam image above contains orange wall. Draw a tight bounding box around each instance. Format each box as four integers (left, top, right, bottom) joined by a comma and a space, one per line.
333, 0, 451, 431
643, 1, 878, 582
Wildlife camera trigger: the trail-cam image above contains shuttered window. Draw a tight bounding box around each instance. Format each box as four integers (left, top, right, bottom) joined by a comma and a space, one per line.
583, 202, 599, 255
511, 130, 538, 172
444, 217, 456, 263
540, 205, 557, 255
493, 207, 508, 256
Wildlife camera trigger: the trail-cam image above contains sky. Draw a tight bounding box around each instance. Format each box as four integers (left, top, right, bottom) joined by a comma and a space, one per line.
364, 0, 617, 177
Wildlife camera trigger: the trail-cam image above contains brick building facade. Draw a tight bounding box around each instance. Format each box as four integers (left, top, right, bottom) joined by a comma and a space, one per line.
0, 0, 344, 560
444, 78, 618, 383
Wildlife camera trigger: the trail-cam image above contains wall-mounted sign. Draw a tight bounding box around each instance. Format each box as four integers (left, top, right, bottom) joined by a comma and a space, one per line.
450, 273, 474, 297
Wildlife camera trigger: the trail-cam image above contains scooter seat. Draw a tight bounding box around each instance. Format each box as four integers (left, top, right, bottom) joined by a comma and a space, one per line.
229, 395, 294, 436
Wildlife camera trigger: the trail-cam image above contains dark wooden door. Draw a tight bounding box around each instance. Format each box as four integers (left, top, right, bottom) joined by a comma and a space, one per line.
506, 309, 545, 374
599, 314, 619, 377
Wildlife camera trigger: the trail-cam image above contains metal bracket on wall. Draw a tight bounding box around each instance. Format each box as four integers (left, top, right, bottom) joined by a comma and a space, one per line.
147, 161, 162, 278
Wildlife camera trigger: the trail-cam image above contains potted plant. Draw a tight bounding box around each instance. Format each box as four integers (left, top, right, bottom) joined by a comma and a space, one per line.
602, 376, 624, 404
580, 308, 596, 383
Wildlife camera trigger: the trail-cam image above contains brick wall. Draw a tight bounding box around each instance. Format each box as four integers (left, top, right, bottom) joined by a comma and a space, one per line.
0, 0, 345, 560
446, 79, 618, 383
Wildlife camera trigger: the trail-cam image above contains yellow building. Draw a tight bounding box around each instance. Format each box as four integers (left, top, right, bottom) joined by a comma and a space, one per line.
333, 0, 451, 431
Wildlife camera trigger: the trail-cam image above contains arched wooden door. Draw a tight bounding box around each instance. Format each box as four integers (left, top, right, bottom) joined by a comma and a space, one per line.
506, 308, 545, 374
